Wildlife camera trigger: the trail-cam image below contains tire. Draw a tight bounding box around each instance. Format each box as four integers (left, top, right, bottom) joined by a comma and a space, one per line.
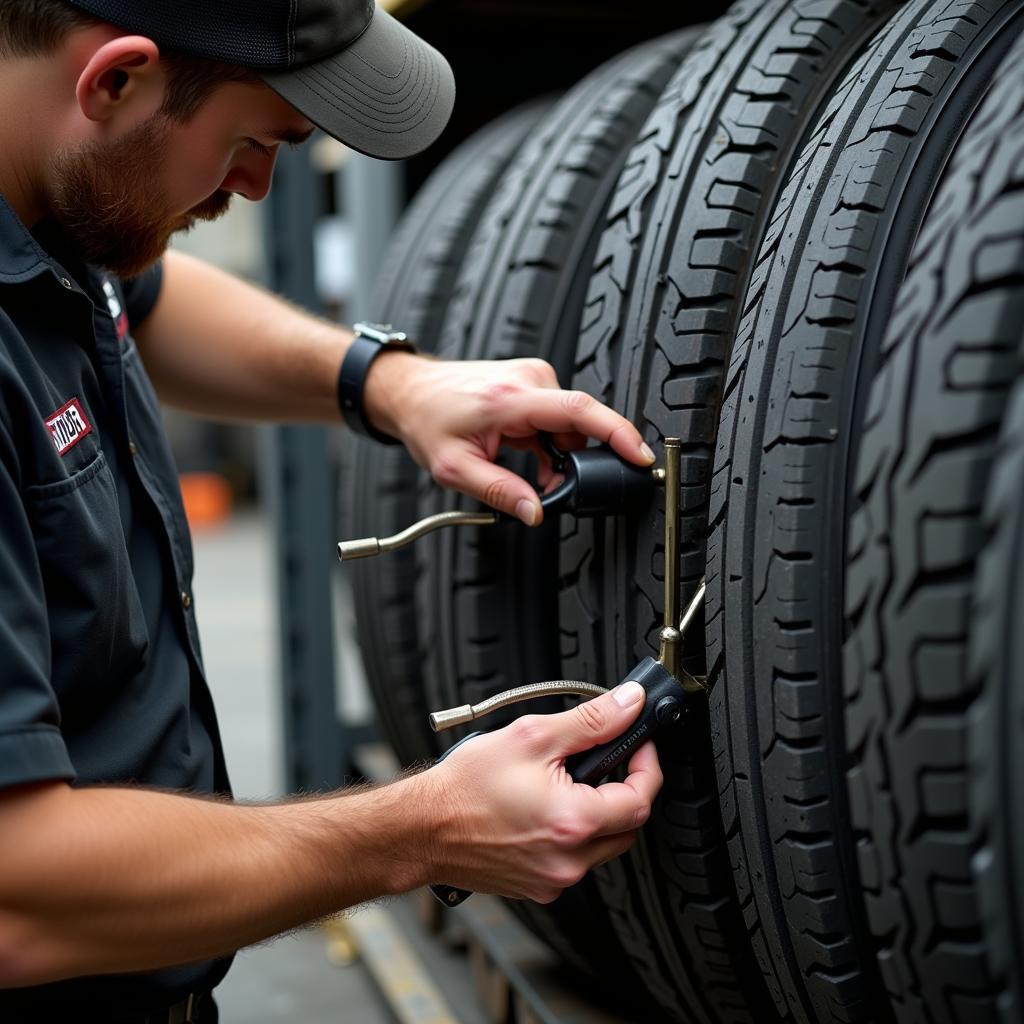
558, 2, 902, 1021
970, 366, 1024, 1024
706, 1, 1024, 1022
347, 101, 549, 767
413, 30, 703, 983
418, 29, 702, 726
843, 26, 1024, 1021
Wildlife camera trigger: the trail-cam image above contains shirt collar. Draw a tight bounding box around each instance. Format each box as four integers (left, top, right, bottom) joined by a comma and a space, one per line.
0, 193, 57, 284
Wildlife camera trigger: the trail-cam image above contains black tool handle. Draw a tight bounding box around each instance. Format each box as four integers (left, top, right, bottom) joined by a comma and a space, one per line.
536, 435, 655, 519
428, 732, 483, 908
566, 658, 686, 785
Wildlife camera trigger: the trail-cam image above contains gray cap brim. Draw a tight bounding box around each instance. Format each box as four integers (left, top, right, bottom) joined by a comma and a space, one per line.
260, 8, 454, 161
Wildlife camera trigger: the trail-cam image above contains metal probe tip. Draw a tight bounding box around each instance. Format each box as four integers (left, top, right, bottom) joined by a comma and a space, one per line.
337, 538, 382, 561
429, 705, 475, 732
338, 511, 498, 563
679, 578, 706, 635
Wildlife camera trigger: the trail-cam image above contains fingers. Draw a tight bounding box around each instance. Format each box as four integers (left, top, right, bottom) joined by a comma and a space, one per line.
500, 435, 562, 492
571, 738, 662, 837
493, 388, 654, 467
531, 833, 639, 903
583, 774, 655, 836
431, 445, 544, 525
622, 739, 663, 808
536, 682, 647, 758
586, 830, 639, 869
419, 358, 653, 514
520, 357, 561, 389
549, 430, 588, 454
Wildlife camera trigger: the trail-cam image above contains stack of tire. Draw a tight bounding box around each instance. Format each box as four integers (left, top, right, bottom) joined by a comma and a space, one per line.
347, 1, 1024, 1021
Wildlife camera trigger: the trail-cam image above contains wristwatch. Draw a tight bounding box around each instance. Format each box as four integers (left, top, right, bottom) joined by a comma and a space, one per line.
337, 322, 417, 444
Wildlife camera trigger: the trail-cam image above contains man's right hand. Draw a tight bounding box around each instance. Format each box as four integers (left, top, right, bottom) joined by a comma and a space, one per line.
422, 680, 663, 903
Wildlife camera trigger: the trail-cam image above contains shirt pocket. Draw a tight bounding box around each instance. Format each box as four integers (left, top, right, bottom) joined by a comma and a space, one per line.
25, 449, 149, 723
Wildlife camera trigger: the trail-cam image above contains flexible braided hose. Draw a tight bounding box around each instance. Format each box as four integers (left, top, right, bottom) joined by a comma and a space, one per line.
429, 680, 610, 731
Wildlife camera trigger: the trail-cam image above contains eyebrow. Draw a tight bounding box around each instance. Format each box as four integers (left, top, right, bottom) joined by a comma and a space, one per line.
267, 126, 316, 146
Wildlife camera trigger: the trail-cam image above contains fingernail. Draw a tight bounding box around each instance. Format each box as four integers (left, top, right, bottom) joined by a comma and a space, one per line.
639, 443, 655, 464
516, 499, 538, 526
612, 680, 645, 707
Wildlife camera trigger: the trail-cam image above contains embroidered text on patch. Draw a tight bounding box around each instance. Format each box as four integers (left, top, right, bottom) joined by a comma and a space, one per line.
45, 398, 92, 456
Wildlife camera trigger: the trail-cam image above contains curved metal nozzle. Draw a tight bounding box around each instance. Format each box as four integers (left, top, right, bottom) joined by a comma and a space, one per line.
428, 704, 476, 731
679, 578, 706, 635
676, 577, 709, 693
338, 510, 498, 561
429, 680, 610, 732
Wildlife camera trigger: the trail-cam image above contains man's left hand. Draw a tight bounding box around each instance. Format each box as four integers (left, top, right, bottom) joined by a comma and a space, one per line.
363, 353, 655, 525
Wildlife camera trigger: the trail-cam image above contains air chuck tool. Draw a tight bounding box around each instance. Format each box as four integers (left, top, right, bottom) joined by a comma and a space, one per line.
337, 434, 657, 559
338, 437, 708, 908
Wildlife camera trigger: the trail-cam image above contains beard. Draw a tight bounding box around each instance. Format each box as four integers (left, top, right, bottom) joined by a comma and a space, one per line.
49, 114, 233, 278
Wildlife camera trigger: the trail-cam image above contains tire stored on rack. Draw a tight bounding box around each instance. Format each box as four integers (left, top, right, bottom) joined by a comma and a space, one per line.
412, 29, 703, 982
706, 1, 1024, 1022
970, 360, 1024, 1024
348, 101, 548, 767
844, 27, 1024, 1022
558, 2, 901, 1022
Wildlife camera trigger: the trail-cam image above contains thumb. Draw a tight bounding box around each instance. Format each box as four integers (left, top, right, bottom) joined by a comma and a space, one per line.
555, 681, 646, 757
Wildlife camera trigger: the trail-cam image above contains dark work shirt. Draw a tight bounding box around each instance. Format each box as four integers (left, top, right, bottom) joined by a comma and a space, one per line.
0, 195, 233, 1019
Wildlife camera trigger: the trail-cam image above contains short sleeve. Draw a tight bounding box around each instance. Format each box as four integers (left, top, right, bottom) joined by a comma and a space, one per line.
0, 418, 76, 789
119, 262, 164, 329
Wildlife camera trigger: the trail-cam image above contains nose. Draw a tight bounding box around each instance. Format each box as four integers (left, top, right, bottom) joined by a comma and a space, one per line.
220, 145, 278, 202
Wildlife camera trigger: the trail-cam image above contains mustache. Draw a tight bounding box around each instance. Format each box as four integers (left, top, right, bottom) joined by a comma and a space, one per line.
189, 190, 234, 223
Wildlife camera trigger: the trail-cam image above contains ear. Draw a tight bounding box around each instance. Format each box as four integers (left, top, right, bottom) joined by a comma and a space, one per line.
75, 35, 163, 124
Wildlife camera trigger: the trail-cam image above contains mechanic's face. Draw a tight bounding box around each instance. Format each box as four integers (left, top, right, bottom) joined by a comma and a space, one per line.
49, 82, 313, 277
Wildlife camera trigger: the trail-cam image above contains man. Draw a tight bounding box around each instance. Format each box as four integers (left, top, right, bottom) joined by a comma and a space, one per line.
0, 2, 663, 1020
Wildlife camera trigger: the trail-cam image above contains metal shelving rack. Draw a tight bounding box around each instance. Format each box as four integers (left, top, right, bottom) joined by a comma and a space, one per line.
261, 145, 397, 791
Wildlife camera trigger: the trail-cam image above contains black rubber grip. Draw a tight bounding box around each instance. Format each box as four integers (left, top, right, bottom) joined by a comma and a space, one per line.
429, 881, 474, 907
566, 658, 685, 785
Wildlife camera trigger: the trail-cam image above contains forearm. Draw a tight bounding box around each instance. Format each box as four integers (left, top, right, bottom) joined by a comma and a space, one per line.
0, 777, 439, 987
133, 250, 350, 423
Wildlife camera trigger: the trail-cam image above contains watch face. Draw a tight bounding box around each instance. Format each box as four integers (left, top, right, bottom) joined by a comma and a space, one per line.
354, 322, 409, 346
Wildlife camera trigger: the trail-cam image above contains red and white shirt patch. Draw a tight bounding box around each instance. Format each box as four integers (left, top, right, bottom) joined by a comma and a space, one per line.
45, 398, 92, 456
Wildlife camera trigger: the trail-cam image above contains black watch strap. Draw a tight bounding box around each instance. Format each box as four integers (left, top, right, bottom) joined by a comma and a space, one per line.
337, 323, 416, 445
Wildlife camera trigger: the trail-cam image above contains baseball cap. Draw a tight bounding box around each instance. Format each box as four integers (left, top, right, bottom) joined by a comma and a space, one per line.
65, 0, 455, 160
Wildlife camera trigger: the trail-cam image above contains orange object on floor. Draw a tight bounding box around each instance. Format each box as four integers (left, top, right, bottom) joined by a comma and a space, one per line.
179, 472, 232, 529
